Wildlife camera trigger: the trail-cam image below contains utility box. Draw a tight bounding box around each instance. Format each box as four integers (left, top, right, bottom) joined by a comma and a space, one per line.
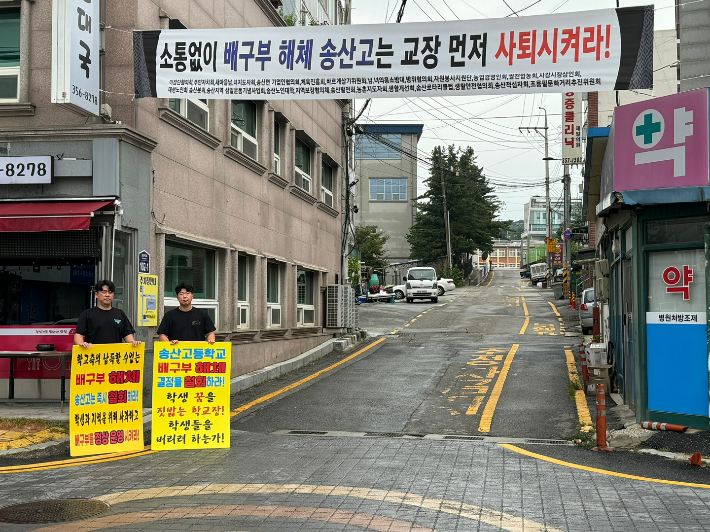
586, 343, 607, 366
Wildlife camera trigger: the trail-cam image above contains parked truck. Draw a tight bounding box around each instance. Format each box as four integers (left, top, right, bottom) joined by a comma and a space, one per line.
529, 263, 548, 283
405, 267, 438, 303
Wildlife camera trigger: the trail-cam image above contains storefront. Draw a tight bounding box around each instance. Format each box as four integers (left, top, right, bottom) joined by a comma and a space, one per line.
593, 88, 710, 428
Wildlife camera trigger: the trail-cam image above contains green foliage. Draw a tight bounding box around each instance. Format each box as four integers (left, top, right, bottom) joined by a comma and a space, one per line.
355, 225, 390, 271
499, 219, 524, 240
439, 265, 464, 286
407, 146, 505, 263
279, 7, 297, 26
347, 257, 361, 287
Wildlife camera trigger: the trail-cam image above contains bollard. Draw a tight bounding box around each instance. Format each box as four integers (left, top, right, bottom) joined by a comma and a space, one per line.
579, 343, 589, 382
592, 383, 612, 451
641, 421, 689, 432
570, 292, 576, 310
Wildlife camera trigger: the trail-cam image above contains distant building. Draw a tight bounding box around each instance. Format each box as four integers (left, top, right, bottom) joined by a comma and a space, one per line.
278, 0, 348, 25
353, 124, 424, 267
477, 241, 522, 269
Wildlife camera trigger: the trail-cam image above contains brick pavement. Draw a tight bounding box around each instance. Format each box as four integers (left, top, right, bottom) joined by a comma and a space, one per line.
2, 431, 710, 531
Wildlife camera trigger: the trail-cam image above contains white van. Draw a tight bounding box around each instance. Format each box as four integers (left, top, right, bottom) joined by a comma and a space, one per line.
405, 267, 438, 303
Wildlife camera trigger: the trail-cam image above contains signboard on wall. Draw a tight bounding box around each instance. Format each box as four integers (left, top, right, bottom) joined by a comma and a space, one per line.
0, 157, 52, 185
152, 342, 231, 450
138, 274, 158, 327
561, 92, 583, 165
134, 7, 653, 100
614, 88, 710, 191
70, 343, 145, 456
51, 0, 100, 115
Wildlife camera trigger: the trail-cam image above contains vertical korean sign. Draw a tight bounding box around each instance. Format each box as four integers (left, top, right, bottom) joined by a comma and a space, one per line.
646, 248, 708, 417
152, 342, 231, 450
51, 0, 100, 115
138, 274, 158, 327
70, 343, 145, 456
561, 92, 583, 165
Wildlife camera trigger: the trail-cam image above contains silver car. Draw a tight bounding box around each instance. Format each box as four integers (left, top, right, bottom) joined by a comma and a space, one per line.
579, 287, 596, 334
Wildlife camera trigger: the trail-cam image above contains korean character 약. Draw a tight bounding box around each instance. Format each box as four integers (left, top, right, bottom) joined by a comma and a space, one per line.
255, 41, 272, 71
537, 28, 559, 63
401, 37, 419, 66
421, 35, 441, 69
583, 25, 611, 60
280, 39, 296, 70
296, 39, 313, 70
494, 32, 516, 66
517, 30, 537, 64
356, 39, 374, 66
560, 27, 581, 62
375, 38, 394, 69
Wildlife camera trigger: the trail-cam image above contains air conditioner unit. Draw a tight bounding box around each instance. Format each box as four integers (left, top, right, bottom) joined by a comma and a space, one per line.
595, 259, 609, 277
326, 285, 355, 328
597, 278, 610, 301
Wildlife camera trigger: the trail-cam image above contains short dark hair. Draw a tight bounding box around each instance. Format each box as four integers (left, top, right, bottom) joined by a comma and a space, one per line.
175, 282, 194, 295
94, 280, 116, 293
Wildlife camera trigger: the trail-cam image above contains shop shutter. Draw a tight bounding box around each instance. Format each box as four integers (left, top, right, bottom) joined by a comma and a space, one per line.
0, 227, 100, 264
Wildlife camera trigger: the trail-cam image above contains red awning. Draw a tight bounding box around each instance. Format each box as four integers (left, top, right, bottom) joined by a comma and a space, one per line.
0, 201, 115, 232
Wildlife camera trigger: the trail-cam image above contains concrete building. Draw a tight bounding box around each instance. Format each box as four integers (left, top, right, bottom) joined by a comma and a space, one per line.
477, 241, 521, 269
278, 0, 348, 25
520, 196, 581, 265
352, 124, 423, 267
0, 0, 346, 397
677, 0, 710, 92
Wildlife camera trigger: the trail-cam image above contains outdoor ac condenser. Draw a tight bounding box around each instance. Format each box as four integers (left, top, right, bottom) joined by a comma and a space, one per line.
326, 285, 356, 328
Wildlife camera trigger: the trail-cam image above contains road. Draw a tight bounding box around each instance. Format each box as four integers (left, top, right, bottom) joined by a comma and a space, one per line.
2, 268, 710, 531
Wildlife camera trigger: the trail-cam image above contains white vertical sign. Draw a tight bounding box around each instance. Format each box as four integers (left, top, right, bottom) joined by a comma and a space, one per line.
51, 0, 100, 115
561, 92, 583, 165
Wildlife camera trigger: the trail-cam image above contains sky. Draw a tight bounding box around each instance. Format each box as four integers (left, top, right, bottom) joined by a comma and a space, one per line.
350, 0, 677, 222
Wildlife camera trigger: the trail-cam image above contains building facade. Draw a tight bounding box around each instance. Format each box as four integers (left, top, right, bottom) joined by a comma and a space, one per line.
521, 195, 581, 266
0, 0, 346, 397
353, 124, 423, 265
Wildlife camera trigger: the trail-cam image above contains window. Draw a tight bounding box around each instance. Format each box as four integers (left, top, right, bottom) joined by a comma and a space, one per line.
266, 262, 281, 327
0, 9, 20, 101
169, 98, 209, 130
369, 178, 407, 201
237, 254, 249, 329
295, 138, 311, 194
297, 270, 315, 326
321, 163, 334, 207
231, 100, 258, 160
273, 121, 281, 175
164, 241, 218, 326
113, 231, 134, 320
355, 134, 402, 159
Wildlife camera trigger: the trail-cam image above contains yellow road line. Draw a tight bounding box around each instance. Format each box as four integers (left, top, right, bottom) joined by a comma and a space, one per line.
479, 344, 519, 432
499, 444, 710, 489
486, 271, 494, 286
230, 337, 387, 417
465, 395, 485, 415
548, 301, 561, 316
565, 349, 593, 429
0, 447, 156, 475
521, 297, 529, 316
519, 317, 529, 335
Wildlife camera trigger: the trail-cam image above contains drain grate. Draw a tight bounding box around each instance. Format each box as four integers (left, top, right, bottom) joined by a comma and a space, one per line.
525, 439, 570, 445
288, 430, 328, 435
443, 435, 485, 441
364, 432, 404, 438
0, 499, 109, 524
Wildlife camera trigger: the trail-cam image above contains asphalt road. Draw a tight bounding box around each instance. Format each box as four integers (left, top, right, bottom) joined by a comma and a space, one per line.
235, 268, 579, 440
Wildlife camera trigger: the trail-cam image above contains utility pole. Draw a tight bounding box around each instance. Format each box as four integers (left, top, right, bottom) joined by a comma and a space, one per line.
440, 159, 452, 270
563, 165, 571, 296
519, 107, 551, 279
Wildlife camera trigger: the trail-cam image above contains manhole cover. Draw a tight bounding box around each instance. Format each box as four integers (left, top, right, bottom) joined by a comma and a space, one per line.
0, 499, 109, 524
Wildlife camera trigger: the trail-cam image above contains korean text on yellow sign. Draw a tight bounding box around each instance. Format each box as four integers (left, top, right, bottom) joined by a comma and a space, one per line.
70, 343, 145, 457
138, 274, 158, 327
547, 238, 558, 253
152, 342, 231, 450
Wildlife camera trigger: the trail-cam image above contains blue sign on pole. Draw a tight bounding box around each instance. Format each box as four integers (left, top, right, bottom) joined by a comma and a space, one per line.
138, 250, 150, 274
563, 229, 572, 241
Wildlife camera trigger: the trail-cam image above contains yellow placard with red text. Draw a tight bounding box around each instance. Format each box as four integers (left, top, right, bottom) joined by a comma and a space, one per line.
152, 342, 231, 450
70, 343, 145, 457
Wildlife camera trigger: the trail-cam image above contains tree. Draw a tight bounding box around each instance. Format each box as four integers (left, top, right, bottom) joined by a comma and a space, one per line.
355, 225, 390, 271
407, 145, 505, 264
499, 219, 524, 240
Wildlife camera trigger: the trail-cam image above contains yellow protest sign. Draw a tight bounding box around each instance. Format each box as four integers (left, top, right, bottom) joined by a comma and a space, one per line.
138, 274, 158, 327
152, 342, 231, 450
546, 238, 558, 253
70, 343, 145, 456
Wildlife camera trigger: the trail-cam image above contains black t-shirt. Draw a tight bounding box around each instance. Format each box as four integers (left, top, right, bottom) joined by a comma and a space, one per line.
76, 306, 135, 345
157, 307, 216, 342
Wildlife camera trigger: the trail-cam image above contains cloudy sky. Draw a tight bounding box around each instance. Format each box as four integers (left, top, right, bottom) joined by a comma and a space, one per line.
350, 0, 676, 221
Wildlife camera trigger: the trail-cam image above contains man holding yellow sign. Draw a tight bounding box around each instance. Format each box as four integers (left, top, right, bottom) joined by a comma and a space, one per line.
157, 282, 216, 345
74, 280, 141, 348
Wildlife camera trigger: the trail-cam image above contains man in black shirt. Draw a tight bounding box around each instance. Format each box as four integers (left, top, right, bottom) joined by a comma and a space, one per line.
74, 280, 141, 347
157, 282, 216, 344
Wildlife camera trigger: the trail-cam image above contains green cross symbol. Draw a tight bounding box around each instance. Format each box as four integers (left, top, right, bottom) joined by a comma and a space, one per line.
636, 113, 661, 145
